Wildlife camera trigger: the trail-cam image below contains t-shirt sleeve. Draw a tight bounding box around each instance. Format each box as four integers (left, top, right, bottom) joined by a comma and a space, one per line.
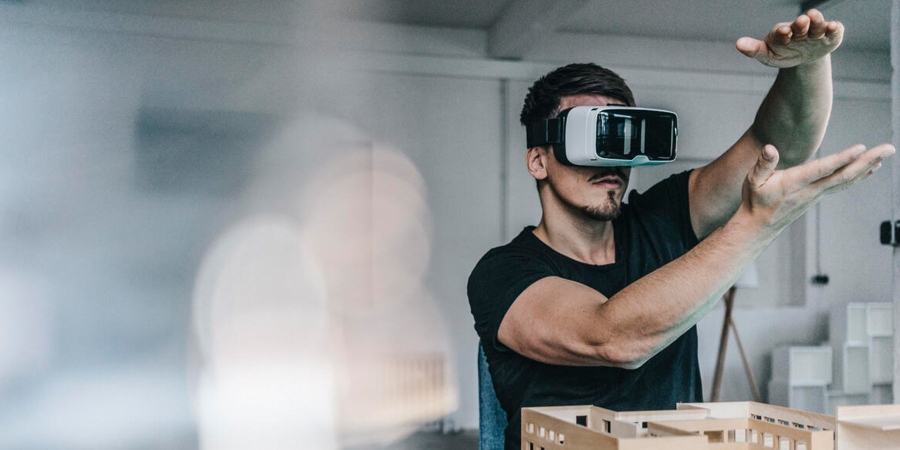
467, 246, 553, 352
627, 170, 699, 248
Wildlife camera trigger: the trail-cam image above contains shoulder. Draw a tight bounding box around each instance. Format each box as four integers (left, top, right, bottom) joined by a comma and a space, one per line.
623, 169, 699, 248
627, 169, 693, 210
469, 227, 553, 285
468, 228, 560, 346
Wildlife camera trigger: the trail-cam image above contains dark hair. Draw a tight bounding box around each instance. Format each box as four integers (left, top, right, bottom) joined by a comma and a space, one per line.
520, 63, 635, 126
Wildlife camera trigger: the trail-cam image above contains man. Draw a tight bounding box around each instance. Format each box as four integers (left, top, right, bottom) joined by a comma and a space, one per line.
468, 9, 894, 449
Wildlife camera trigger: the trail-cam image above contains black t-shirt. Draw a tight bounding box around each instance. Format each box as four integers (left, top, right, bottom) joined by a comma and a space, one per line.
467, 171, 702, 450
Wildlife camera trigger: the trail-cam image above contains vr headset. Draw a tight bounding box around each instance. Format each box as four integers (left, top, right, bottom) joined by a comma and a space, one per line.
526, 106, 678, 167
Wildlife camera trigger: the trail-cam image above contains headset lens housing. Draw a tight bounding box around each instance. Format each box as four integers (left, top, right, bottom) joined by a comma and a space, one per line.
597, 109, 677, 162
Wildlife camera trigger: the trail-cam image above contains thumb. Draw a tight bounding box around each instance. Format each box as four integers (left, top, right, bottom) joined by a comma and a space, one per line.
747, 144, 780, 188
736, 37, 766, 61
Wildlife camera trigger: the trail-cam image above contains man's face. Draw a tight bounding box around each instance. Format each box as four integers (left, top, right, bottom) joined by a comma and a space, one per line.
540, 94, 632, 221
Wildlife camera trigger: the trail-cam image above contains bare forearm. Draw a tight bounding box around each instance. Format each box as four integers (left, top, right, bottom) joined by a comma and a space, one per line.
690, 11, 843, 237
751, 56, 833, 167
689, 60, 833, 237
596, 210, 777, 368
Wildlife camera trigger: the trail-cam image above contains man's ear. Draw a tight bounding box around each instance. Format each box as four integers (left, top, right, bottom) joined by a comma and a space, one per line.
526, 146, 550, 181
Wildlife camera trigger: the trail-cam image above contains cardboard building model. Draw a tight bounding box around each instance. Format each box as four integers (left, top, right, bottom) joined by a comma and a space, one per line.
522, 402, 900, 450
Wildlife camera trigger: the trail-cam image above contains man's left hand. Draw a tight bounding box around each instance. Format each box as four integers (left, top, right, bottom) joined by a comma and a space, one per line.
736, 9, 843, 68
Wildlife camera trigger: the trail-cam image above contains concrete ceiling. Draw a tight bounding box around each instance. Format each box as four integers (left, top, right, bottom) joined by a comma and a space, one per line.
335, 0, 890, 53
13, 0, 894, 55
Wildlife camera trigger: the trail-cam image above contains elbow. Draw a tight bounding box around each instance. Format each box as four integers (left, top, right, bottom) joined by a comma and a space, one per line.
749, 125, 822, 169
592, 341, 655, 370
615, 353, 653, 371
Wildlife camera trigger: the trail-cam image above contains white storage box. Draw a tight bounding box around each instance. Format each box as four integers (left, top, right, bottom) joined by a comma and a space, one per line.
772, 346, 833, 386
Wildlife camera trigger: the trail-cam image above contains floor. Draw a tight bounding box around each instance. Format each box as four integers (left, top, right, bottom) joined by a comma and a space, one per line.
347, 429, 479, 450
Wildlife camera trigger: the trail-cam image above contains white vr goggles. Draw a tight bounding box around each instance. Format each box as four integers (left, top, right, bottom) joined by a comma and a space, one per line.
526, 106, 678, 167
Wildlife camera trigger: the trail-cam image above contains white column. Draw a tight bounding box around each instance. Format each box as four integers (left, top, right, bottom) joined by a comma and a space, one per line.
892, 0, 900, 405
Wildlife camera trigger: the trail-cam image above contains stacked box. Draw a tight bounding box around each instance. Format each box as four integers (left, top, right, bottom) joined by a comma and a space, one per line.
768, 346, 832, 413
848, 304, 893, 401
828, 302, 894, 408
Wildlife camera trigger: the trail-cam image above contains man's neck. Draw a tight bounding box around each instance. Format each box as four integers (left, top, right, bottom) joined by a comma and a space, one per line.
532, 212, 617, 265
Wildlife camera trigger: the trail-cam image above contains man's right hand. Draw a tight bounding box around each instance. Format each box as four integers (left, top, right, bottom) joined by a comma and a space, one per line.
739, 142, 895, 235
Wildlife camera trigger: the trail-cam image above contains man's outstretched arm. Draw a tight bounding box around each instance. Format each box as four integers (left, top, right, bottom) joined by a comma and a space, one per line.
498, 143, 894, 368
689, 9, 845, 239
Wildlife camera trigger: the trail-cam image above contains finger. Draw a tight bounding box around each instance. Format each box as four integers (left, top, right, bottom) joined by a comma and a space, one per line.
806, 9, 827, 39
818, 157, 881, 195
747, 145, 780, 188
736, 37, 766, 60
827, 160, 882, 194
814, 144, 896, 193
802, 144, 885, 194
771, 24, 792, 46
788, 144, 866, 186
791, 14, 810, 40
825, 21, 844, 43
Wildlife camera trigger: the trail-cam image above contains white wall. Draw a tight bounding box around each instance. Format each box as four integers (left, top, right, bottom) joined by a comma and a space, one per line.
0, 9, 893, 447
0, 14, 347, 448
0, 11, 508, 445
820, 97, 894, 397
892, 0, 900, 405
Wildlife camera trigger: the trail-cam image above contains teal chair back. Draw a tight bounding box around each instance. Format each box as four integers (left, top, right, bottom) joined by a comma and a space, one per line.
478, 342, 507, 450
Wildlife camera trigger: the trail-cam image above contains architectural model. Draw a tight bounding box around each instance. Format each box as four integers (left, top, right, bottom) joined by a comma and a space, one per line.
522, 401, 900, 450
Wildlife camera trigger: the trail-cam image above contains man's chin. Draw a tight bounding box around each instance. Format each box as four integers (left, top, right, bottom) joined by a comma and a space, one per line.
579, 204, 621, 221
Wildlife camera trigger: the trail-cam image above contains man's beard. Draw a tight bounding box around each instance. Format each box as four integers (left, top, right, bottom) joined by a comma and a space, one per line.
579, 190, 622, 221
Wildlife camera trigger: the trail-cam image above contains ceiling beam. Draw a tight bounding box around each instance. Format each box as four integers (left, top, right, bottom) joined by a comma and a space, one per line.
488, 0, 589, 59
799, 0, 849, 12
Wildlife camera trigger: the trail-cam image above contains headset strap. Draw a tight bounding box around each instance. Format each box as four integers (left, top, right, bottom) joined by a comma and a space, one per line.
526, 117, 564, 148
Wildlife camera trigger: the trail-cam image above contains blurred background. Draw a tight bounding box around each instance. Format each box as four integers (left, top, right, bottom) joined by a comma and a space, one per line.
0, 0, 895, 448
